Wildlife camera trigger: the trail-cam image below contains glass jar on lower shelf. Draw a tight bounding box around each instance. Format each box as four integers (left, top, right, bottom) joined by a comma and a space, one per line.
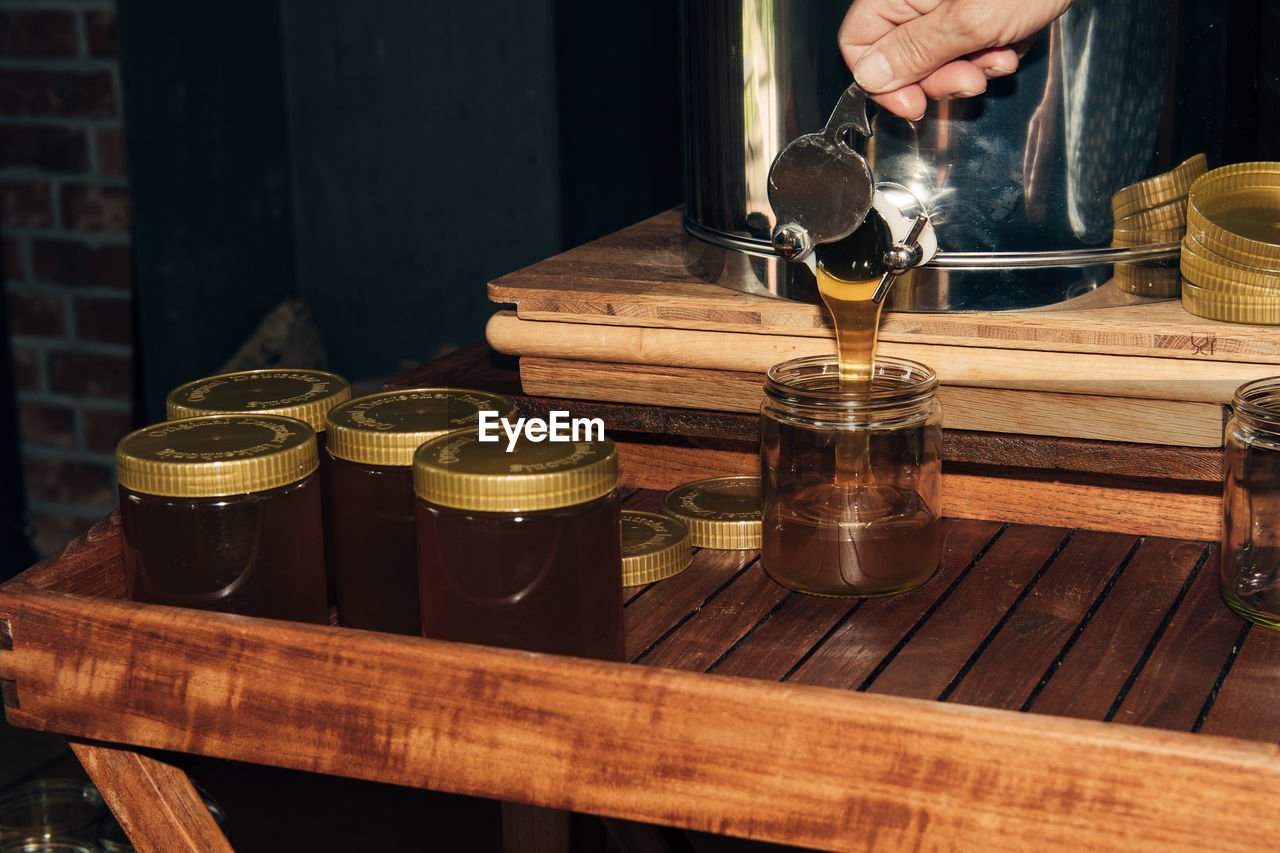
760, 354, 942, 598
1221, 377, 1280, 628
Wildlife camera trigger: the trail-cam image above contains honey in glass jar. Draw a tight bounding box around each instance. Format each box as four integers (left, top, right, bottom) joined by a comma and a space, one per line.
166, 368, 351, 600
413, 428, 624, 660
324, 388, 516, 635
116, 414, 328, 622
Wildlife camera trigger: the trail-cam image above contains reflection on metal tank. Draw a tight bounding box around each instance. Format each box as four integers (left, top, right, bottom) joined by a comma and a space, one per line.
680, 0, 1227, 310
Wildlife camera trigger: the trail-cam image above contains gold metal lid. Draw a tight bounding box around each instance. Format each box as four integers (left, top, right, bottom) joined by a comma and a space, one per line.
1111, 153, 1206, 220
413, 428, 618, 512
326, 388, 516, 467
1181, 238, 1280, 295
660, 476, 762, 550
165, 369, 351, 432
1110, 224, 1184, 249
1186, 162, 1280, 269
1184, 229, 1280, 275
1181, 278, 1280, 325
1113, 261, 1180, 297
116, 414, 318, 497
621, 510, 692, 586
1114, 198, 1188, 233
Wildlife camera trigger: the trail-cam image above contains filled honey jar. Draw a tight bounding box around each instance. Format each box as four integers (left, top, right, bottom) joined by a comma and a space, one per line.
166, 368, 352, 601
115, 414, 328, 623
324, 388, 515, 635
760, 355, 942, 597
413, 428, 624, 660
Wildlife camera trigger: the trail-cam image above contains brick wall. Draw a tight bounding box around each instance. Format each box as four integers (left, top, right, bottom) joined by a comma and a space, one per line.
0, 0, 133, 555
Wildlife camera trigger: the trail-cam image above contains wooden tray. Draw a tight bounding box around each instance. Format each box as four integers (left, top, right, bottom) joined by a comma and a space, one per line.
3, 346, 1277, 852
3, 492, 1279, 850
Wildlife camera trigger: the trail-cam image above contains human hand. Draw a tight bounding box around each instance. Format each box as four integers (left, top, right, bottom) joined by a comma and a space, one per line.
839, 0, 1075, 120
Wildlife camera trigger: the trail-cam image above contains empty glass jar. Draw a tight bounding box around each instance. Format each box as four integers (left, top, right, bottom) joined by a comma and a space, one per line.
1221, 377, 1280, 628
760, 354, 942, 597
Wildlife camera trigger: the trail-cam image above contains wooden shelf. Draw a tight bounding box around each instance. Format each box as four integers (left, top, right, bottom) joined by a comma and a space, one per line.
2, 345, 1274, 852
3, 491, 1279, 851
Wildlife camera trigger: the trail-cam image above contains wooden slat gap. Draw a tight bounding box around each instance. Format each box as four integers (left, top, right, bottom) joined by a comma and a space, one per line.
704, 591, 798, 675
629, 556, 758, 664
0, 617, 11, 651
936, 529, 1081, 702
1105, 543, 1216, 723
1193, 621, 1253, 734
849, 523, 1011, 691
1020, 536, 1146, 712
1, 677, 18, 710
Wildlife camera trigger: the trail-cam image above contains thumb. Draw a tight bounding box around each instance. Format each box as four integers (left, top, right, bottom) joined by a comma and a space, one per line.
850, 13, 982, 93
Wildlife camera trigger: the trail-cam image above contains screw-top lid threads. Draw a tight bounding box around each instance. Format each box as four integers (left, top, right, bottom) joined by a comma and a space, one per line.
413, 428, 618, 512
661, 476, 763, 550
166, 369, 351, 432
326, 388, 516, 467
621, 510, 692, 586
116, 414, 318, 497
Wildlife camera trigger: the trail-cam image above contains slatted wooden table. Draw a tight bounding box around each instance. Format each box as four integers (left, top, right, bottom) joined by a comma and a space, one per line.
2, 349, 1278, 852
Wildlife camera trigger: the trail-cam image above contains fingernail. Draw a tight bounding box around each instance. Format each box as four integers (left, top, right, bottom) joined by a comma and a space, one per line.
984, 65, 1015, 78
951, 91, 983, 98
853, 50, 894, 91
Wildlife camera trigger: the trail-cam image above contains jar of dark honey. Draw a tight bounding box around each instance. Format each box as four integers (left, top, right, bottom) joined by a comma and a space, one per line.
324, 389, 516, 635
413, 428, 624, 661
760, 354, 942, 597
115, 414, 328, 623
166, 368, 351, 601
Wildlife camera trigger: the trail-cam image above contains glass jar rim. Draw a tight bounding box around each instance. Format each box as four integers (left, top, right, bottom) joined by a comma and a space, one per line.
1232, 377, 1280, 432
765, 354, 938, 409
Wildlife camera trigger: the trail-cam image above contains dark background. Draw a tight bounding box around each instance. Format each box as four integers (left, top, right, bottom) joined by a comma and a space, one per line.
116, 0, 684, 424
3, 0, 1279, 575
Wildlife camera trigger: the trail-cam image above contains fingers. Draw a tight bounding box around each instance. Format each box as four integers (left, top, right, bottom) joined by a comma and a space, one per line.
867, 85, 929, 121
843, 5, 998, 94
968, 46, 1021, 78
865, 54, 1012, 120
916, 59, 989, 99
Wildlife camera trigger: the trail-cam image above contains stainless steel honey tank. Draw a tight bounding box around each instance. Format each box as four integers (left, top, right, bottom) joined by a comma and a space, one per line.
680, 0, 1229, 310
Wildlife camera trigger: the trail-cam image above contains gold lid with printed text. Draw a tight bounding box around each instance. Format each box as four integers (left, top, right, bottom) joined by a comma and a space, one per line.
661, 476, 762, 550
326, 388, 516, 467
166, 369, 351, 432
116, 414, 318, 497
621, 510, 691, 586
413, 428, 618, 512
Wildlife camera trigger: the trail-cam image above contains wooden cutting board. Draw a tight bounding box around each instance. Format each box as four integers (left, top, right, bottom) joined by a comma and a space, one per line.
517, 357, 1226, 447
486, 311, 1279, 404
489, 209, 1280, 365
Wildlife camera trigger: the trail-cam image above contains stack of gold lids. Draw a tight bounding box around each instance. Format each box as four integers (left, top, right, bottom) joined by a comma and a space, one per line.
1110, 153, 1206, 297
1181, 162, 1280, 324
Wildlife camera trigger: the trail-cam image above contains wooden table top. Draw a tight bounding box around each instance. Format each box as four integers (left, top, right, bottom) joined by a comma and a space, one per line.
617, 488, 1272, 743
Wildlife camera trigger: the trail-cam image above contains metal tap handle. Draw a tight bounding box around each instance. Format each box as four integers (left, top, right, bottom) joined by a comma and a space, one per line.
767, 84, 876, 263
872, 212, 930, 304
821, 84, 873, 149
